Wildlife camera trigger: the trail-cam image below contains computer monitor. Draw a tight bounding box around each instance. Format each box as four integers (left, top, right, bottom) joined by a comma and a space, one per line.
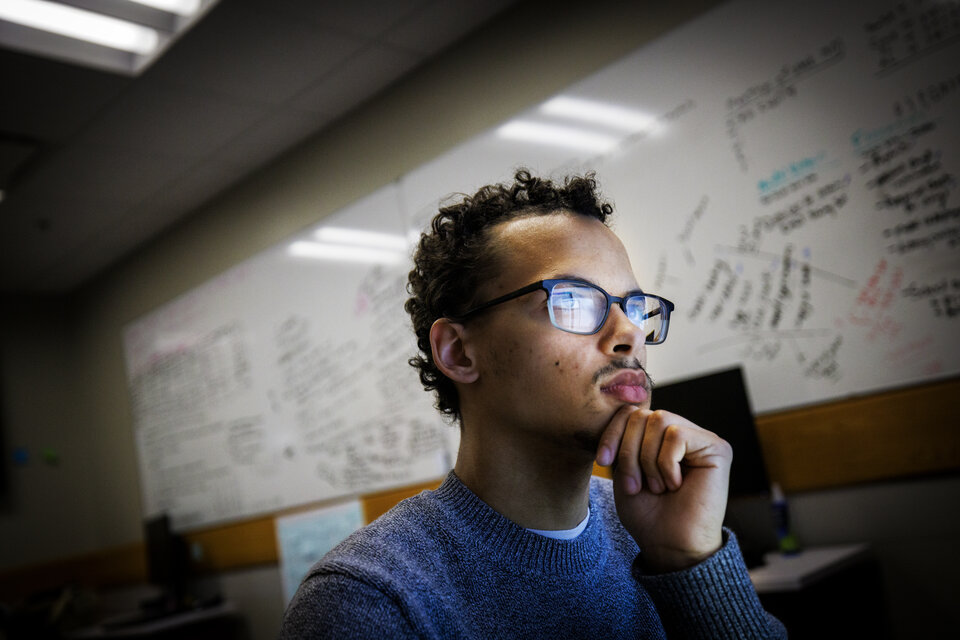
650, 366, 769, 497
143, 514, 190, 610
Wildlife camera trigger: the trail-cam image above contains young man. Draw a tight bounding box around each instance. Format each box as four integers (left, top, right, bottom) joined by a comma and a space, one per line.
280, 170, 786, 639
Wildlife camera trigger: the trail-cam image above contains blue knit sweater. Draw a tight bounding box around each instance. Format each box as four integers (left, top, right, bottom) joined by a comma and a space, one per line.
279, 472, 785, 639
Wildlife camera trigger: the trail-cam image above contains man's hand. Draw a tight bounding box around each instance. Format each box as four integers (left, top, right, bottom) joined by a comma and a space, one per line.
595, 405, 733, 573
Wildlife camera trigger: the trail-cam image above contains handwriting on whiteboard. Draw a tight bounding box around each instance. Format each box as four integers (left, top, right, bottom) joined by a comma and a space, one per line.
865, 1, 960, 76
726, 38, 845, 172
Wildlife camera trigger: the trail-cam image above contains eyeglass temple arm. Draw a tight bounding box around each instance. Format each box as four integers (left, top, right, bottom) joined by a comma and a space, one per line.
446, 281, 545, 322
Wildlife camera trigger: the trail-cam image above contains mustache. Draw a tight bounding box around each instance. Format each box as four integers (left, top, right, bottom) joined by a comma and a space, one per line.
592, 358, 655, 388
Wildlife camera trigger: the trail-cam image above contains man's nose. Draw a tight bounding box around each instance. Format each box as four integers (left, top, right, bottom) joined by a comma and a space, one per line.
599, 303, 645, 355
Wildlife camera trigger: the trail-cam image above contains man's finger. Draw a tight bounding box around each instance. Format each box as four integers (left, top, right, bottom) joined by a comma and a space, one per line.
616, 409, 650, 495
595, 404, 638, 466
639, 411, 669, 494
657, 423, 687, 491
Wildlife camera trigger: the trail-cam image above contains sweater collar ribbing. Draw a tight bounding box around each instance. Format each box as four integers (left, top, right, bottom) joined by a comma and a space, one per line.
433, 471, 609, 575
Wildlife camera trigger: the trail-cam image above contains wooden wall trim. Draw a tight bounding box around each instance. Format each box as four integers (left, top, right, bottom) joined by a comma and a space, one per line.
186, 515, 279, 572
361, 479, 443, 523
755, 376, 960, 492
3, 377, 957, 600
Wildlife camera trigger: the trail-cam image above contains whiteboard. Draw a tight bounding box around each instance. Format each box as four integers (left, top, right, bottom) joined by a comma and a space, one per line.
123, 0, 960, 529
399, 0, 960, 412
122, 187, 457, 529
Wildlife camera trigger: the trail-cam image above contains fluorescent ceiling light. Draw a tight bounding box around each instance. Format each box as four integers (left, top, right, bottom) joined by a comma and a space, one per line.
497, 120, 620, 154
541, 96, 654, 132
315, 227, 409, 251
0, 0, 160, 54
128, 0, 202, 16
289, 241, 405, 265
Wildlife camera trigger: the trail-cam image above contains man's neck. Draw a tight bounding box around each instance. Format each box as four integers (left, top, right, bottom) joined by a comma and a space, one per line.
453, 423, 594, 531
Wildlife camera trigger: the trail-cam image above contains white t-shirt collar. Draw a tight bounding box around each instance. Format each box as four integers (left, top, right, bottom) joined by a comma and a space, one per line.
526, 507, 590, 540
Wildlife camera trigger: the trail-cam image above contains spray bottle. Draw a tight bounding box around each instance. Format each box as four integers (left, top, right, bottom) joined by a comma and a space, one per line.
771, 482, 800, 555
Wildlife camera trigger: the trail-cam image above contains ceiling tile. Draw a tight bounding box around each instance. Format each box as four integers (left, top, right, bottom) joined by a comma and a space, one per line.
143, 4, 367, 107
132, 158, 246, 220
383, 0, 516, 55
10, 145, 190, 205
213, 109, 327, 175
0, 49, 130, 143
233, 0, 428, 39
34, 160, 245, 292
75, 83, 269, 158
291, 43, 422, 119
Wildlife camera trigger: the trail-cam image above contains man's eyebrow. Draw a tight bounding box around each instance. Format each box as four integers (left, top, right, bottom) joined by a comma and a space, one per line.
553, 273, 592, 282
553, 273, 643, 293
552, 274, 645, 294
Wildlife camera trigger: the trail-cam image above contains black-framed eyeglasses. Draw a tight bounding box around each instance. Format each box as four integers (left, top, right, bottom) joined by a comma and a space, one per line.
448, 278, 675, 344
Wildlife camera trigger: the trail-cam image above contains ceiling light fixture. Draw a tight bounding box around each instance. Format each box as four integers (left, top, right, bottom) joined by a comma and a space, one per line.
127, 0, 202, 16
0, 0, 219, 74
0, 0, 160, 55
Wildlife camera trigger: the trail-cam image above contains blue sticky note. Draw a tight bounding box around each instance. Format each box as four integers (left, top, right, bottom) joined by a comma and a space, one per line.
13, 447, 29, 465
275, 501, 365, 605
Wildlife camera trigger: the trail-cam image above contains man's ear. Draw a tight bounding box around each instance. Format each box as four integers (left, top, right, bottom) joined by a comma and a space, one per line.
429, 318, 479, 383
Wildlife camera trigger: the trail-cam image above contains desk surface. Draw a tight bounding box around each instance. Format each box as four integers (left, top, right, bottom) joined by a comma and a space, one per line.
67, 601, 238, 638
748, 543, 871, 593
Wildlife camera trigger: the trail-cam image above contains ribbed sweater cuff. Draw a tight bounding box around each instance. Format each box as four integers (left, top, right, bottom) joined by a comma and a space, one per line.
635, 529, 778, 638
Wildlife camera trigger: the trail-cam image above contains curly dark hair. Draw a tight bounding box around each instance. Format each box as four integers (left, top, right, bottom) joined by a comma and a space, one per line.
404, 168, 614, 422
